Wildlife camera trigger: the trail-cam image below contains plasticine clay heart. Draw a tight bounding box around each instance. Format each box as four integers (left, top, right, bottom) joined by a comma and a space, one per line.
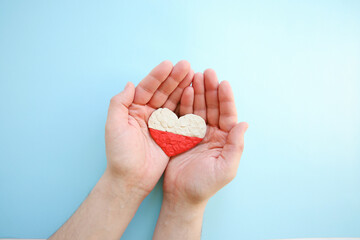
148, 108, 207, 157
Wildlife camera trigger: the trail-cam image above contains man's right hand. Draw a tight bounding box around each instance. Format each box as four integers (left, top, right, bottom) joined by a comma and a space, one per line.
153, 69, 248, 240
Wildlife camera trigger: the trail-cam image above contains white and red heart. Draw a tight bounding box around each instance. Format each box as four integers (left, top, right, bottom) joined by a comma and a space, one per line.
148, 108, 207, 156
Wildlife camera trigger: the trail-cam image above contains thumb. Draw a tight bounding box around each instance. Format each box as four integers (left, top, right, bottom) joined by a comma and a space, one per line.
107, 82, 135, 127
221, 122, 249, 170
117, 82, 135, 107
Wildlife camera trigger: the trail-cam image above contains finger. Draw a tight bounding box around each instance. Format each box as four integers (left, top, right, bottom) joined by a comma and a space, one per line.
106, 82, 135, 129
219, 81, 238, 132
180, 86, 194, 116
204, 69, 220, 126
174, 104, 180, 116
193, 72, 206, 121
133, 60, 173, 105
162, 69, 194, 111
220, 122, 249, 181
148, 60, 191, 109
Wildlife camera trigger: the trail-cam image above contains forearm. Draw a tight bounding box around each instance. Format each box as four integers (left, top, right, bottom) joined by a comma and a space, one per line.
153, 195, 207, 240
49, 170, 146, 240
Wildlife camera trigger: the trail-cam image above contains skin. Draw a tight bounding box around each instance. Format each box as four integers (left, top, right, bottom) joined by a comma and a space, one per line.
49, 60, 194, 240
153, 69, 248, 240
49, 62, 248, 240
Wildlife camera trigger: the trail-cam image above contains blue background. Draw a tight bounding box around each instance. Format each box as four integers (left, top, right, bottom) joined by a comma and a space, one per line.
1, 0, 359, 239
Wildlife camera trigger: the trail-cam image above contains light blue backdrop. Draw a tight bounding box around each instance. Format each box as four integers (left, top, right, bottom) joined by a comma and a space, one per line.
0, 0, 359, 239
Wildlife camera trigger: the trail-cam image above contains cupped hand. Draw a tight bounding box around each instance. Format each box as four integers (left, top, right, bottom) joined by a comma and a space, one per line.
105, 60, 194, 196
163, 69, 248, 204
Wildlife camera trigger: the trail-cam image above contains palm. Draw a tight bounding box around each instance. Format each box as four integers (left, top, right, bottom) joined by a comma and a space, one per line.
105, 60, 193, 193
124, 104, 169, 188
164, 126, 229, 200
163, 69, 248, 203
128, 104, 167, 163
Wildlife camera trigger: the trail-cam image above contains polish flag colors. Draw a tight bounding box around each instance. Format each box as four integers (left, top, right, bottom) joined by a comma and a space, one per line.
148, 108, 207, 157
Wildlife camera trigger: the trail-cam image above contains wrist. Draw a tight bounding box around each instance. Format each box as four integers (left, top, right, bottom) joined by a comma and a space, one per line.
57, 169, 146, 239
153, 194, 207, 239
98, 169, 148, 204
161, 194, 207, 222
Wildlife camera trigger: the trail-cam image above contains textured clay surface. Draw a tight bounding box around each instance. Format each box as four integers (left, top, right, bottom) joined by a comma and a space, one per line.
148, 108, 206, 156
148, 108, 206, 138
149, 128, 203, 156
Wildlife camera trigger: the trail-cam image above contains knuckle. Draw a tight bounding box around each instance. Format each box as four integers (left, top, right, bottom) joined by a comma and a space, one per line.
238, 142, 245, 152
105, 122, 111, 132
110, 96, 118, 103
110, 95, 121, 106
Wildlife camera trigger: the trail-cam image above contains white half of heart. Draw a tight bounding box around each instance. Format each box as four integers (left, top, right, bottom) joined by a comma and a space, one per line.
148, 108, 206, 138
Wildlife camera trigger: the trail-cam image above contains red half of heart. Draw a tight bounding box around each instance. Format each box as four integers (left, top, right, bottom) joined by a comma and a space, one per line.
149, 128, 203, 157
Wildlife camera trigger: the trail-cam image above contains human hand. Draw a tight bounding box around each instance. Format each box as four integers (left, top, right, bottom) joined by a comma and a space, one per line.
163, 68, 248, 205
153, 69, 248, 240
104, 60, 194, 198
50, 61, 194, 240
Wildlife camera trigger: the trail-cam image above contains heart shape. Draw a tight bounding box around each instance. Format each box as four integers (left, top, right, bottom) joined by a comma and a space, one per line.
148, 108, 207, 156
